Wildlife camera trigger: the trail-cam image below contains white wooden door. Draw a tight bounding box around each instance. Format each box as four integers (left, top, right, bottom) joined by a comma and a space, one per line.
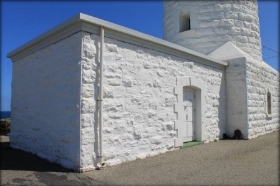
183, 87, 196, 142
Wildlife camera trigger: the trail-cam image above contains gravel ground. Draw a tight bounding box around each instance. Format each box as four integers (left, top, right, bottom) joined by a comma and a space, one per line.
1, 131, 279, 185
84, 130, 279, 185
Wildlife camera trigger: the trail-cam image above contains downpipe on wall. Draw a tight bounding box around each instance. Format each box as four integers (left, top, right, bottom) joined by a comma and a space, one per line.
97, 26, 106, 169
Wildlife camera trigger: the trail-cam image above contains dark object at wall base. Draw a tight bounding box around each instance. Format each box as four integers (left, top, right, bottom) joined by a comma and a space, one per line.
223, 129, 242, 140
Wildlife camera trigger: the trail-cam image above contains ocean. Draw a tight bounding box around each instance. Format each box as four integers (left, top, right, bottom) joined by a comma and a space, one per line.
0, 111, 11, 119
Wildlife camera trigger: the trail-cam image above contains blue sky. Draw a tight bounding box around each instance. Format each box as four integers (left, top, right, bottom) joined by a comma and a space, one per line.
1, 1, 279, 111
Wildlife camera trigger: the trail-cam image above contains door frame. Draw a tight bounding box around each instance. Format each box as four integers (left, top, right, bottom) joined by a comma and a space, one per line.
183, 86, 196, 142
174, 76, 206, 147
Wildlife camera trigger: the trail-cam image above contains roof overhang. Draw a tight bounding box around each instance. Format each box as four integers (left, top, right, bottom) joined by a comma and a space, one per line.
7, 13, 228, 69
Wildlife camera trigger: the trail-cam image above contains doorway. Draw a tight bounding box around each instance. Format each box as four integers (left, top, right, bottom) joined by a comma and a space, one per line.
174, 76, 206, 147
183, 87, 196, 142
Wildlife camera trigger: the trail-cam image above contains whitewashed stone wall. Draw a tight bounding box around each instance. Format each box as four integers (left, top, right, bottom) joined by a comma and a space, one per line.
246, 59, 280, 138
10, 32, 82, 170
80, 33, 99, 171
11, 27, 278, 172
225, 57, 248, 138
80, 32, 227, 168
164, 0, 262, 61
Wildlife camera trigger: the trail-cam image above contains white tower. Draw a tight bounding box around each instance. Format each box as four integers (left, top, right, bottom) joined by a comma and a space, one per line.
163, 0, 262, 61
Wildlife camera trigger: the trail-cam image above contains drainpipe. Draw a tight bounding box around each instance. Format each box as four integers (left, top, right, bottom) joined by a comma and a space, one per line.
97, 26, 105, 168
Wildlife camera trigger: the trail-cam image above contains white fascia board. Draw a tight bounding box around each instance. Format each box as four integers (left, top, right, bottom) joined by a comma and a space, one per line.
7, 13, 228, 68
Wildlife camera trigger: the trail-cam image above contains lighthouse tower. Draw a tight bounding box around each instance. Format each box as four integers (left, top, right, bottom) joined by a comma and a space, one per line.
163, 0, 262, 61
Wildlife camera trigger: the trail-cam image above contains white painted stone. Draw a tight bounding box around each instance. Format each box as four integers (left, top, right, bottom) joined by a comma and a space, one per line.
208, 41, 248, 60
10, 32, 82, 170
246, 60, 280, 138
164, 0, 262, 60
7, 8, 279, 172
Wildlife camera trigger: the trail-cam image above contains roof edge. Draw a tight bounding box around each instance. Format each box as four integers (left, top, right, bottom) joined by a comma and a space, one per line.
7, 13, 227, 68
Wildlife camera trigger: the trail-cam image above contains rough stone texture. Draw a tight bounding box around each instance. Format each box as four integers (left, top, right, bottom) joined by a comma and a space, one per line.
80, 32, 99, 171
10, 32, 82, 170
8, 9, 279, 171
163, 0, 262, 61
225, 57, 248, 138
208, 42, 250, 138
8, 29, 227, 171
246, 59, 280, 139
209, 41, 280, 139
80, 32, 227, 168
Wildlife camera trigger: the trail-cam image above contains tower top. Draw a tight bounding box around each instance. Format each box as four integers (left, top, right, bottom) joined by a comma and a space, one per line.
163, 0, 262, 61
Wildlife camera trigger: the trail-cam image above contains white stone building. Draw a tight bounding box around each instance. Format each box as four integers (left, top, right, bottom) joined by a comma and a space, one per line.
7, 0, 279, 172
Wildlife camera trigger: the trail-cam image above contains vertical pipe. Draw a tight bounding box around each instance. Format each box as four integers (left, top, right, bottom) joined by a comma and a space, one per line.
98, 26, 104, 166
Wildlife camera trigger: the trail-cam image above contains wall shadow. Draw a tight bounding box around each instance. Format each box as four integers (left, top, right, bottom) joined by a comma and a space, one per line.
93, 37, 101, 167
0, 140, 72, 172
218, 72, 227, 139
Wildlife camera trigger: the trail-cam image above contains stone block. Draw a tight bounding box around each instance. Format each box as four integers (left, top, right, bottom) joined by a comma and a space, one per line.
104, 72, 122, 79
243, 21, 251, 29
228, 27, 241, 35
240, 28, 252, 36
81, 99, 95, 114
197, 12, 212, 21
215, 4, 231, 11
211, 12, 225, 19
235, 35, 248, 43
81, 84, 94, 98
213, 28, 228, 35
82, 69, 96, 84
107, 79, 121, 86
106, 43, 119, 53
199, 20, 220, 28
81, 114, 93, 128
238, 12, 253, 22
82, 43, 96, 59
199, 4, 215, 12
225, 11, 238, 19
232, 4, 241, 11
234, 20, 244, 27
219, 19, 234, 27
251, 23, 259, 32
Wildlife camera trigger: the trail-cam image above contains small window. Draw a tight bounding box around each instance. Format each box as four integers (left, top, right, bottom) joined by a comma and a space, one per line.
267, 91, 272, 115
179, 12, 191, 32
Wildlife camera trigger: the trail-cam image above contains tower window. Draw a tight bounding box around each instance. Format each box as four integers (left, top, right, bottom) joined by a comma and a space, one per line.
179, 12, 191, 32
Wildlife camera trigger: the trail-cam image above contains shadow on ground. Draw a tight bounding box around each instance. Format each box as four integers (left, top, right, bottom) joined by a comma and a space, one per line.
0, 140, 72, 173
